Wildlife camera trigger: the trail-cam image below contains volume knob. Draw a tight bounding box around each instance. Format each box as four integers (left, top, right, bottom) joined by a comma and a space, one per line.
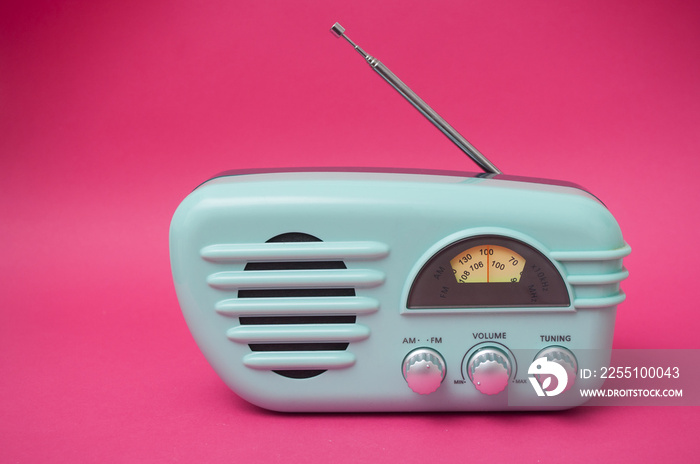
402, 348, 446, 395
467, 347, 512, 395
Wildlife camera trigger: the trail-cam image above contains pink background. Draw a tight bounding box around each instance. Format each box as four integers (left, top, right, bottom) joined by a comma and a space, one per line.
2, 0, 699, 461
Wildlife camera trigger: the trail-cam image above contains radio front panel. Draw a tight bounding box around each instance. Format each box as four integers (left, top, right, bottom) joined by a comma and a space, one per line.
170, 170, 629, 411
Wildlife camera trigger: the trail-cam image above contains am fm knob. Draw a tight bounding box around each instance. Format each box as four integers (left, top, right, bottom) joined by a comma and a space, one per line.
402, 348, 446, 395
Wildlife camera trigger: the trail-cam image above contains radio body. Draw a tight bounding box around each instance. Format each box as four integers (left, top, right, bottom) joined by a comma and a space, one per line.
169, 168, 629, 411
170, 23, 629, 411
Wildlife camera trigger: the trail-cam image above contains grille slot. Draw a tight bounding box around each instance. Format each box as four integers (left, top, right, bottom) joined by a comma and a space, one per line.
244, 261, 347, 271
248, 343, 350, 352
238, 288, 356, 298
206, 233, 388, 380
239, 315, 357, 325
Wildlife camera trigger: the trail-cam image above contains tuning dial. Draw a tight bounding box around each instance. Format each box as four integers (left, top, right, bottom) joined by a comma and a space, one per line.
467, 347, 512, 395
534, 346, 578, 393
402, 348, 446, 395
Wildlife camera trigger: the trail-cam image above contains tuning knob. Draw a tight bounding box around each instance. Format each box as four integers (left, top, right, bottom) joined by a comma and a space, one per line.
534, 346, 578, 393
402, 348, 446, 395
467, 347, 512, 395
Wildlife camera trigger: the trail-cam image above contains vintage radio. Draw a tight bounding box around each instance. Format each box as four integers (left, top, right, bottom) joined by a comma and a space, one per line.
169, 24, 629, 411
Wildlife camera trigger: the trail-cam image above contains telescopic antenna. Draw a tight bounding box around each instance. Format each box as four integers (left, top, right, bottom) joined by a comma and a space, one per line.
330, 22, 501, 175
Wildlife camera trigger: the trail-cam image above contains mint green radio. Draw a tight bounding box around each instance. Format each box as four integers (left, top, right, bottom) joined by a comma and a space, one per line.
169, 24, 629, 411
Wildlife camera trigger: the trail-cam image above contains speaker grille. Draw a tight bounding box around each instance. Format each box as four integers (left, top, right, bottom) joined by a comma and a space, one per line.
204, 233, 388, 379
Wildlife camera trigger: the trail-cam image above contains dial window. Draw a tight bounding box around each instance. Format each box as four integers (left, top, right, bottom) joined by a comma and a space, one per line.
407, 235, 569, 309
